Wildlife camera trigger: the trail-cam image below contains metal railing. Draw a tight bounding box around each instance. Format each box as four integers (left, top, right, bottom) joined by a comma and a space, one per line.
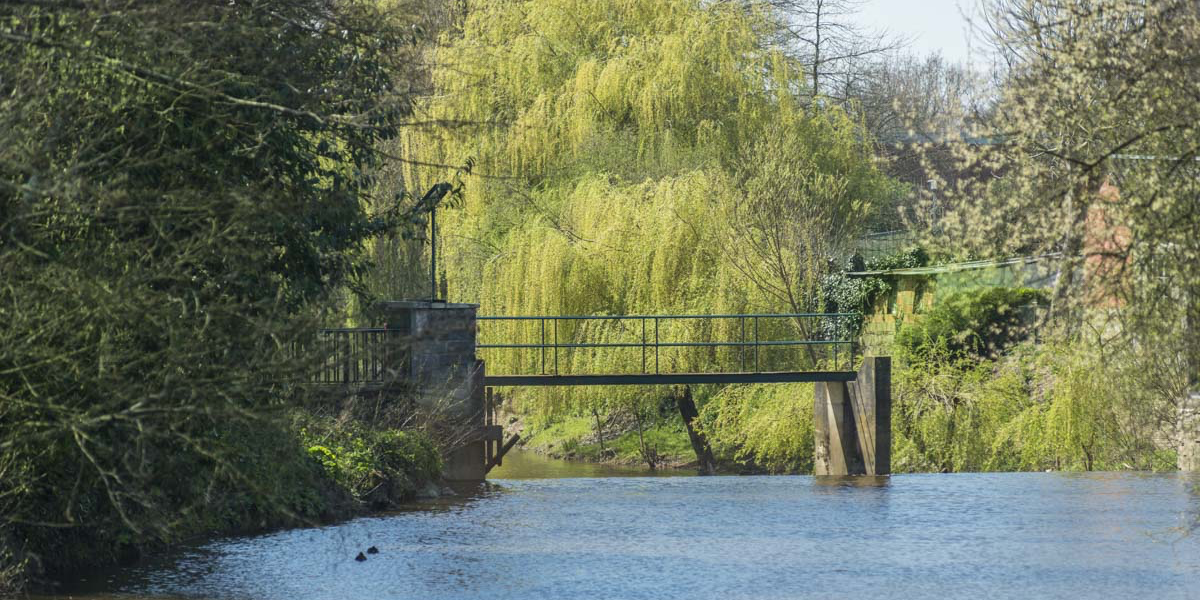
477, 313, 859, 376
311, 328, 410, 385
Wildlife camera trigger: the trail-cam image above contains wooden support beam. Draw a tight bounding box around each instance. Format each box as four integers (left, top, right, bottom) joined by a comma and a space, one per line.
485, 434, 521, 474
814, 357, 891, 476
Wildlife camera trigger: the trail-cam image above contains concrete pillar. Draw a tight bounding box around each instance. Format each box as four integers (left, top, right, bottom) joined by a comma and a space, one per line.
814, 380, 859, 475
849, 356, 891, 476
813, 357, 891, 476
374, 301, 488, 481
1180, 392, 1200, 471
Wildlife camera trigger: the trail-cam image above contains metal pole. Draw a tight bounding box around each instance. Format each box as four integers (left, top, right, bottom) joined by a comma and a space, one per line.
553, 318, 559, 375
642, 318, 647, 373
753, 317, 759, 372
342, 332, 351, 383
654, 317, 660, 374
541, 318, 546, 375
740, 316, 746, 371
430, 206, 437, 303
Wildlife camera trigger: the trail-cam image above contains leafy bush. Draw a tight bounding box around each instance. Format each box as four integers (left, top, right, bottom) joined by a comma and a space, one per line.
895, 287, 1046, 360
820, 247, 929, 337
0, 1, 428, 587
298, 416, 441, 507
891, 341, 1176, 473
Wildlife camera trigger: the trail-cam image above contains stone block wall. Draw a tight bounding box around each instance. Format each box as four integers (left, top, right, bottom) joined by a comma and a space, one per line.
374, 300, 486, 480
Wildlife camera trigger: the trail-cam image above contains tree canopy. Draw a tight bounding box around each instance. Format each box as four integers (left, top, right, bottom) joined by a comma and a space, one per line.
0, 0, 430, 585
383, 0, 897, 416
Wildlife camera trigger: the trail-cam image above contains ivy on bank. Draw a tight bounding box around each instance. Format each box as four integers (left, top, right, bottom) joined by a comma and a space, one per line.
820, 247, 928, 336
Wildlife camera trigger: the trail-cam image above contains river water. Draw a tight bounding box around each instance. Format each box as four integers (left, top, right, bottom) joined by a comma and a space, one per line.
56, 452, 1200, 599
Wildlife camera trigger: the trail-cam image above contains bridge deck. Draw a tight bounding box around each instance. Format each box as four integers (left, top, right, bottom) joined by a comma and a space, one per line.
483, 371, 857, 387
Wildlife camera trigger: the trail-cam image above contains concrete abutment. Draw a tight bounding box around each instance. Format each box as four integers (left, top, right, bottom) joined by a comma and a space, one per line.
814, 357, 892, 476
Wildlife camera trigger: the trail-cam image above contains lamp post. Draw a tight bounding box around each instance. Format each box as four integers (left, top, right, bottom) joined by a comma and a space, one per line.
419, 183, 453, 303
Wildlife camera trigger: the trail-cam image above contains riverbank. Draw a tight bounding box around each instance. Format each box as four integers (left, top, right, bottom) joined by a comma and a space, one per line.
6, 409, 443, 594
504, 410, 699, 471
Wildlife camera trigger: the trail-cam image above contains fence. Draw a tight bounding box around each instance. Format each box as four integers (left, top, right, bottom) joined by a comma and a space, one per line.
476, 313, 859, 377
311, 328, 410, 385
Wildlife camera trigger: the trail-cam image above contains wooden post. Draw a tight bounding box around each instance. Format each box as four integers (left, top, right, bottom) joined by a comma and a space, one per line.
814, 357, 891, 476
849, 356, 891, 475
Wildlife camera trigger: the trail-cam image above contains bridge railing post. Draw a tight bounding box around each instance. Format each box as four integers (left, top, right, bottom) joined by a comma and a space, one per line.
740, 316, 746, 372
654, 317, 659, 374
641, 318, 647, 374
753, 316, 759, 373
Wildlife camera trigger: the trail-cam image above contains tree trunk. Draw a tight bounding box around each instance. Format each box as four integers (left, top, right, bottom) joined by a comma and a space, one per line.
592, 407, 607, 457
676, 386, 718, 475
633, 405, 657, 470
1179, 289, 1200, 471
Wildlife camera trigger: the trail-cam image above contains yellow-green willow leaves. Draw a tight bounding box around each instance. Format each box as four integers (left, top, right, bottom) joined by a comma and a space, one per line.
384, 0, 895, 424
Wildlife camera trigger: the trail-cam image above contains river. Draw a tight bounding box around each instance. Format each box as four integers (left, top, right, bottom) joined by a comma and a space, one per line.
52, 452, 1200, 599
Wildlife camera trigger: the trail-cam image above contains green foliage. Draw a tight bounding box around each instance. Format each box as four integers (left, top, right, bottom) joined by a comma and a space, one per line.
698, 383, 814, 473
520, 412, 694, 466
892, 341, 1175, 473
0, 0, 432, 589
926, 1, 1200, 472
298, 416, 442, 506
820, 247, 928, 336
385, 0, 896, 425
896, 287, 1046, 360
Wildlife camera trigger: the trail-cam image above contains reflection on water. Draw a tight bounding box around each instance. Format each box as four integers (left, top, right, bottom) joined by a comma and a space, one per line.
488, 449, 694, 479
811, 474, 891, 488
51, 466, 1200, 600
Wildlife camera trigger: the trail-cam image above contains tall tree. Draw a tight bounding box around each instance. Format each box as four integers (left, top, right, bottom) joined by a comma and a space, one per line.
926, 0, 1200, 469
0, 0, 429, 587
388, 0, 895, 422
765, 0, 906, 103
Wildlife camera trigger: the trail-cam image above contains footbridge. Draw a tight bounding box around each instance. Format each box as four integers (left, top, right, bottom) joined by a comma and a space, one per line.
476, 313, 859, 386
312, 301, 889, 480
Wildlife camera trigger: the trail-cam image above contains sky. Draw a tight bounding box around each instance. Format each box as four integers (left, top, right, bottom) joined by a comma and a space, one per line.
850, 0, 989, 68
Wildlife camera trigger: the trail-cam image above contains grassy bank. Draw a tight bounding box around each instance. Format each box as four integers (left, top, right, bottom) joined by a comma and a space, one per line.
3, 408, 441, 593
515, 412, 696, 469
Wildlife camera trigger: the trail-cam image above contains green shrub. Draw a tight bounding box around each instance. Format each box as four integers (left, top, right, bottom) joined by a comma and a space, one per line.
896, 287, 1047, 360
297, 416, 441, 507
821, 247, 928, 338
891, 341, 1176, 473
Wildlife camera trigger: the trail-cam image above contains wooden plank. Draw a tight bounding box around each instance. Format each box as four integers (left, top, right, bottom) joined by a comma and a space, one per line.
484, 434, 521, 474
817, 381, 861, 475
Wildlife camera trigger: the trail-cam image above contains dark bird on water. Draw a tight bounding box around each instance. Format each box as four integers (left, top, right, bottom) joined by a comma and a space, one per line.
367, 546, 379, 554
355, 552, 367, 562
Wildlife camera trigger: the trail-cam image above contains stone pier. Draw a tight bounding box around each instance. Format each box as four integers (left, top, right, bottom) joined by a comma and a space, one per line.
375, 301, 490, 481
813, 356, 891, 476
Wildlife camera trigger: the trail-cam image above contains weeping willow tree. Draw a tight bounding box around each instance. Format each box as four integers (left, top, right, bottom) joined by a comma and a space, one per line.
379, 0, 895, 441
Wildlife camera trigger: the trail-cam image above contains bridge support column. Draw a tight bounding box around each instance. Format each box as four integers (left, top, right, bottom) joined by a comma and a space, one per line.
814, 356, 891, 476
375, 300, 489, 482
